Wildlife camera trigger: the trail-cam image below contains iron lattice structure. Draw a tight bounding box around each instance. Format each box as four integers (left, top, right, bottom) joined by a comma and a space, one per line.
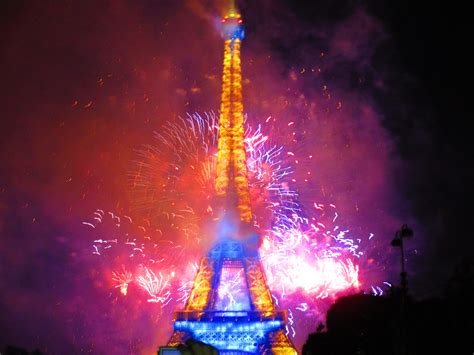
214, 6, 252, 223
162, 3, 297, 354
166, 241, 296, 354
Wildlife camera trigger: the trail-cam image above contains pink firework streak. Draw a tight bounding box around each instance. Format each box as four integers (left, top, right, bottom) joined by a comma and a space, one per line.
261, 202, 362, 299
84, 112, 381, 343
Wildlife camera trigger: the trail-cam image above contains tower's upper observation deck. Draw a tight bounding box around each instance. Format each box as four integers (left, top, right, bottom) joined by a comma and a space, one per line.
221, 14, 244, 40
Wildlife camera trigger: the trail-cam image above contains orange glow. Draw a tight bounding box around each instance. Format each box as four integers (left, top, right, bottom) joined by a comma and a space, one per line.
269, 330, 298, 355
185, 257, 215, 311
216, 40, 232, 198
215, 37, 253, 223
245, 258, 275, 315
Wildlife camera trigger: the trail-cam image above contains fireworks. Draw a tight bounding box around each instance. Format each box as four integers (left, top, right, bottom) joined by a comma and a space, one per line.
85, 112, 379, 341
112, 268, 133, 296
260, 202, 363, 299
137, 267, 172, 304
85, 208, 198, 311
128, 112, 296, 239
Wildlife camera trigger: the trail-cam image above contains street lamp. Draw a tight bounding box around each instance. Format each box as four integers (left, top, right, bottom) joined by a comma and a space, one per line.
391, 224, 413, 294
391, 224, 413, 355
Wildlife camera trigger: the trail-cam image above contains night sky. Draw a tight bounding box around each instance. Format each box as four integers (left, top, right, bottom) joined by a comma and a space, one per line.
1, 0, 473, 353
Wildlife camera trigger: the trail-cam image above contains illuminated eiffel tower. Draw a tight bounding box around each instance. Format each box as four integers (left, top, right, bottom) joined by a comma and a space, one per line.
162, 2, 297, 354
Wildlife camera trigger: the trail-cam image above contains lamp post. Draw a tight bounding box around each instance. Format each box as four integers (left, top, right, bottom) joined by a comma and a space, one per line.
391, 224, 413, 294
391, 224, 413, 355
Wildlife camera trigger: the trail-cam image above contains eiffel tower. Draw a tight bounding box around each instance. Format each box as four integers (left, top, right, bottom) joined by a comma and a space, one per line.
161, 2, 297, 354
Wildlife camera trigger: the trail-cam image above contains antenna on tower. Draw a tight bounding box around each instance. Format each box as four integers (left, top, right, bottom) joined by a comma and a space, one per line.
228, 0, 238, 17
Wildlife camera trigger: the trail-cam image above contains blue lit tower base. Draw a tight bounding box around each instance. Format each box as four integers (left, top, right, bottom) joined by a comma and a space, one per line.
164, 238, 296, 354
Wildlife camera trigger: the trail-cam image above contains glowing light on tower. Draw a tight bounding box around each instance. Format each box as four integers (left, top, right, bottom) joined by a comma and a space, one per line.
215, 4, 252, 223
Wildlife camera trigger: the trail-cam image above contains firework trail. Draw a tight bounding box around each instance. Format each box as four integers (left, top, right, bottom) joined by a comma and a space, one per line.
84, 209, 198, 312
112, 267, 133, 296
136, 267, 172, 304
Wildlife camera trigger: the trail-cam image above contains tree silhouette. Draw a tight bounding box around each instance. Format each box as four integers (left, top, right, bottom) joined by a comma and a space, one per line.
303, 260, 474, 355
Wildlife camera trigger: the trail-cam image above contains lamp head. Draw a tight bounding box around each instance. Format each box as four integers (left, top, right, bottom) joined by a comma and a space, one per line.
399, 224, 414, 239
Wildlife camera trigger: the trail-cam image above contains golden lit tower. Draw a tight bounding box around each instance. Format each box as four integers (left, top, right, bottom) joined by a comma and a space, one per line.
215, 1, 252, 223
160, 2, 297, 354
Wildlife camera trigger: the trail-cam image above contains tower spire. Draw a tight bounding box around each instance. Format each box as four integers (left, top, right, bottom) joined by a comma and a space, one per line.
215, 1, 252, 223
228, 0, 237, 17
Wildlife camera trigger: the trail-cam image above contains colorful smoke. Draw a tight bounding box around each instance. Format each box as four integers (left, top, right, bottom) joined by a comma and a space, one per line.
0, 1, 414, 354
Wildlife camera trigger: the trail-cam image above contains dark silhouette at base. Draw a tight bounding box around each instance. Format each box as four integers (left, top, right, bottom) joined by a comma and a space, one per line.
1, 346, 43, 355
303, 259, 474, 355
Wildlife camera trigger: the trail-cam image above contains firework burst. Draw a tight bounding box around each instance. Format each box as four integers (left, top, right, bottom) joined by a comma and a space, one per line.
128, 112, 296, 241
